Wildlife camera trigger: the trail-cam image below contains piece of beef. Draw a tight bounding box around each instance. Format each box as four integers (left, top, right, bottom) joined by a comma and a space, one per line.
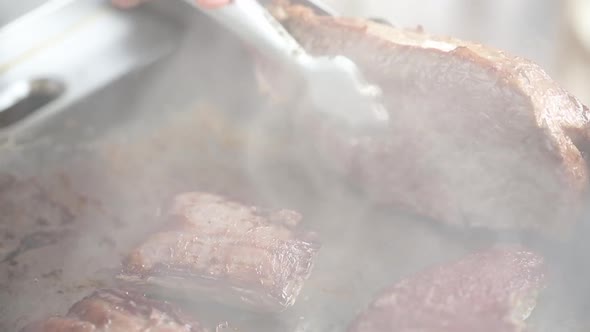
21, 288, 204, 332
260, 1, 590, 236
348, 246, 546, 332
118, 192, 320, 312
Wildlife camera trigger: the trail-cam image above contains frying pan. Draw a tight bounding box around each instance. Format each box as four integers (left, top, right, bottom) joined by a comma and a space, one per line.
0, 0, 589, 331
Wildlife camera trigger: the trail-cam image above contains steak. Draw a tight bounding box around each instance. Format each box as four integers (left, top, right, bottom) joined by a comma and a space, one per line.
260, 0, 590, 236
118, 192, 320, 312
21, 288, 204, 332
348, 246, 546, 332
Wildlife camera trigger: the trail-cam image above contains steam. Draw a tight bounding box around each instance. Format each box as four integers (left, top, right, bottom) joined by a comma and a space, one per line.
237, 3, 590, 331
3, 3, 588, 332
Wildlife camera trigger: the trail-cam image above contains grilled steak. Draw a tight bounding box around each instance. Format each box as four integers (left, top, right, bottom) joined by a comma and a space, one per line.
348, 246, 546, 332
21, 288, 204, 332
118, 192, 320, 312
260, 0, 590, 236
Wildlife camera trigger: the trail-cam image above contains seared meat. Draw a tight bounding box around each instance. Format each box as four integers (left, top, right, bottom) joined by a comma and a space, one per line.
118, 192, 320, 312
261, 1, 590, 236
348, 246, 546, 332
21, 288, 204, 332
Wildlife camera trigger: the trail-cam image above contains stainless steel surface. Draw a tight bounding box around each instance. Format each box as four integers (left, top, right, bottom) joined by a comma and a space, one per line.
188, 0, 387, 128
0, 0, 588, 331
0, 0, 180, 140
0, 77, 65, 128
291, 0, 336, 16
0, 0, 49, 28
187, 0, 310, 65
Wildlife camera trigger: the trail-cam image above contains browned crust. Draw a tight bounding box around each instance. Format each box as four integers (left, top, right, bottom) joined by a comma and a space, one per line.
20, 317, 96, 332
20, 289, 204, 332
118, 192, 319, 312
69, 289, 202, 329
273, 1, 589, 191
265, 1, 590, 235
347, 246, 546, 332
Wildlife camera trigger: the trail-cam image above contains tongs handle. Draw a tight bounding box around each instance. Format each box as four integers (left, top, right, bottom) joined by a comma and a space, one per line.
187, 0, 312, 69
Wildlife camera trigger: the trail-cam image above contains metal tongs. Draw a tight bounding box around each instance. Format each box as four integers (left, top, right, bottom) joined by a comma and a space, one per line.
185, 0, 389, 129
